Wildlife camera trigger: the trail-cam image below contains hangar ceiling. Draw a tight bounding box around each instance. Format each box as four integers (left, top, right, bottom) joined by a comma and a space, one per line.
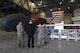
0, 0, 32, 15
0, 0, 80, 16
30, 0, 80, 12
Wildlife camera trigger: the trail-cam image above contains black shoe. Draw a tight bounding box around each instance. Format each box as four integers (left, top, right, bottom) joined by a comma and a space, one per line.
32, 46, 34, 48
18, 44, 21, 47
44, 41, 47, 44
32, 47, 34, 48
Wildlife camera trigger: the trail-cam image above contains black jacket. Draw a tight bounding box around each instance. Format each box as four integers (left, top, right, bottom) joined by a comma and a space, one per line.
26, 24, 35, 36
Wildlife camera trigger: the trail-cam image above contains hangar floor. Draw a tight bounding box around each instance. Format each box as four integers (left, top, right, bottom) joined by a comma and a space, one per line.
0, 30, 80, 53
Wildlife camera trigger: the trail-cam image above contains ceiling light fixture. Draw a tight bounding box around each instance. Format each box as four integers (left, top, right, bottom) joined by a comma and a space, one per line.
43, 5, 46, 7
40, 1, 42, 3
58, 8, 61, 10
68, 7, 70, 9
38, 3, 42, 6
32, 3, 35, 6
70, 0, 75, 2
50, 9, 52, 11
60, 2, 62, 4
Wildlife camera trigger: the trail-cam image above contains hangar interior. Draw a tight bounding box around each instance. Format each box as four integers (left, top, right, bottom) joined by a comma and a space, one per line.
0, 0, 80, 53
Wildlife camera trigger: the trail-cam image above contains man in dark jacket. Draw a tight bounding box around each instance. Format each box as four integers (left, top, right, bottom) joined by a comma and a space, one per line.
26, 20, 35, 48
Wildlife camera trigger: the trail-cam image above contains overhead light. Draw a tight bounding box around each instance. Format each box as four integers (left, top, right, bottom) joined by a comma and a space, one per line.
60, 2, 62, 4
32, 3, 35, 6
43, 5, 46, 7
70, 0, 75, 2
38, 1, 43, 6
50, 9, 52, 11
58, 8, 61, 10
38, 3, 42, 6
40, 1, 42, 3
68, 7, 70, 9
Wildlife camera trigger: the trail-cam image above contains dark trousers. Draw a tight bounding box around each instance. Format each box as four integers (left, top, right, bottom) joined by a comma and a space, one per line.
28, 35, 34, 48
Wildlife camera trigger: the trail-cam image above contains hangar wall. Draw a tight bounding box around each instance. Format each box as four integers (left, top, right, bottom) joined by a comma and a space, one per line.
74, 8, 80, 16
72, 8, 80, 24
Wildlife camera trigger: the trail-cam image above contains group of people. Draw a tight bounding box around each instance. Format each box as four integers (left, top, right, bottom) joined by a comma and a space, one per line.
16, 20, 48, 48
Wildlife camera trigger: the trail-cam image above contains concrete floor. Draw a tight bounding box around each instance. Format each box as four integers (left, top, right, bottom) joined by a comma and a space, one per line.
0, 30, 80, 53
